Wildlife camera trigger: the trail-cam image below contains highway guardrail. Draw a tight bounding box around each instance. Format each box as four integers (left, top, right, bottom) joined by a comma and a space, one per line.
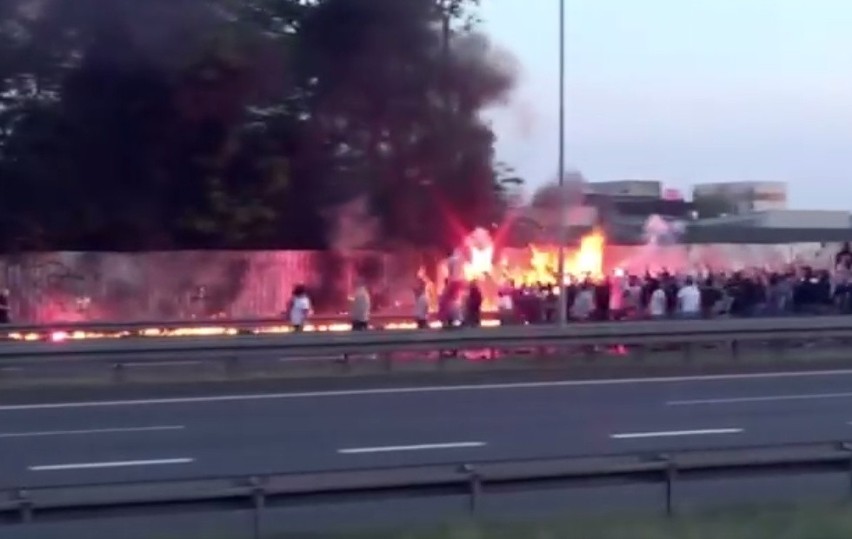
2, 314, 852, 357
0, 315, 851, 383
2, 440, 852, 536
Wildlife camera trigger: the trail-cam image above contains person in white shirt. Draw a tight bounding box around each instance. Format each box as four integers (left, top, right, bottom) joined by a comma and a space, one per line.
623, 277, 643, 319
571, 282, 595, 320
497, 288, 514, 325
288, 285, 312, 331
350, 283, 371, 331
677, 277, 702, 318
648, 283, 667, 319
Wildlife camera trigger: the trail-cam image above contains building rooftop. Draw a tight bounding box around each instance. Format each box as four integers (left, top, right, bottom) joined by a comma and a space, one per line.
692, 209, 851, 229
684, 225, 852, 244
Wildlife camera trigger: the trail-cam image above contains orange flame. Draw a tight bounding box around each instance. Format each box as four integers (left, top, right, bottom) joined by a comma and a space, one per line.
459, 227, 605, 286
503, 229, 606, 285
463, 244, 494, 280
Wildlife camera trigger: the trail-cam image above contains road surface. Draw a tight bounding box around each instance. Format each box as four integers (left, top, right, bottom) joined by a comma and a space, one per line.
3, 368, 852, 488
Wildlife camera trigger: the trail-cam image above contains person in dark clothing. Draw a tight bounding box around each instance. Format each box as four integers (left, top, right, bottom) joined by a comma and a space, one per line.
0, 289, 10, 324
465, 281, 483, 327
750, 277, 768, 316
700, 279, 722, 318
543, 285, 557, 323
594, 279, 611, 321
815, 271, 833, 313
793, 267, 820, 314
641, 277, 657, 312
765, 274, 786, 315
563, 283, 577, 321
438, 280, 461, 328
662, 276, 679, 317
835, 275, 852, 314
731, 274, 763, 317
515, 286, 536, 324
837, 243, 852, 270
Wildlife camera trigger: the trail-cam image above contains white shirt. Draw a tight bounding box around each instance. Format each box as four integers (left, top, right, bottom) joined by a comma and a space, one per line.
289, 295, 311, 326
350, 288, 370, 322
498, 294, 513, 311
649, 289, 667, 317
414, 294, 429, 321
677, 285, 701, 314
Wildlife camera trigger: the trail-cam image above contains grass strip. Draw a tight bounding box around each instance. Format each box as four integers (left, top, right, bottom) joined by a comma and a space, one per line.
292, 505, 852, 539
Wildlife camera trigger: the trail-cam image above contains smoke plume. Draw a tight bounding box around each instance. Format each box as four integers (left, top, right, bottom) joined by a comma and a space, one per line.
325, 196, 379, 254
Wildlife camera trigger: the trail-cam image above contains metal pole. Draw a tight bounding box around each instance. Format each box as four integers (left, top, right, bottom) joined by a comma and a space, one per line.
556, 0, 568, 325
250, 477, 265, 539
442, 8, 451, 121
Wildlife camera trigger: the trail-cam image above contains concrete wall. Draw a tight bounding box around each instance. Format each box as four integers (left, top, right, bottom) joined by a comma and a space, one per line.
586, 180, 662, 198
760, 210, 850, 229
1, 244, 843, 324
693, 181, 788, 213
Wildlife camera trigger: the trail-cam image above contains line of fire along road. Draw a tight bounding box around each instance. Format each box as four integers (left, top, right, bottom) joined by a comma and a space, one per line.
3, 230, 852, 342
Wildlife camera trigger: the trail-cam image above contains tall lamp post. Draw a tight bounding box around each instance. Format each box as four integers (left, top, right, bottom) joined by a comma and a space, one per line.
556, 0, 568, 325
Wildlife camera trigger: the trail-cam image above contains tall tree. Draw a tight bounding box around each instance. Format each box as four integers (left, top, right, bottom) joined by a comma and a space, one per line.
297, 0, 514, 250
0, 0, 515, 251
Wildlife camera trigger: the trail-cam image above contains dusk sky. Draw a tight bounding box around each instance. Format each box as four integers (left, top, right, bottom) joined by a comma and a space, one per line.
480, 0, 852, 209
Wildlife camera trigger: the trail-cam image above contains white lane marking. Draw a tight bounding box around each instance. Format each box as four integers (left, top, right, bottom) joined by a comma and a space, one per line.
0, 425, 185, 439
4, 368, 852, 411
339, 442, 486, 454
125, 361, 202, 368
611, 428, 744, 440
278, 356, 343, 363
669, 392, 852, 406
29, 458, 194, 472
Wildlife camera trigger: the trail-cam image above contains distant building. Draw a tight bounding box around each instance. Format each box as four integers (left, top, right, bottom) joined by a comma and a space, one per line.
693, 210, 851, 230
585, 180, 662, 199
583, 181, 692, 242
692, 181, 787, 215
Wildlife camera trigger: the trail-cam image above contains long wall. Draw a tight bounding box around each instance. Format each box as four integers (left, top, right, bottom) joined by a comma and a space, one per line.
0, 243, 841, 324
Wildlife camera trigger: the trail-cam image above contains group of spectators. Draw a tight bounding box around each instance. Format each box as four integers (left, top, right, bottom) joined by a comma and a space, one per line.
208, 247, 852, 331
494, 267, 847, 326
5, 254, 852, 331
424, 249, 852, 328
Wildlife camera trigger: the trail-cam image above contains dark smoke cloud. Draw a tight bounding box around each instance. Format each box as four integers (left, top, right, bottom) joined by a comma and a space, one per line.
449, 31, 518, 110
530, 171, 588, 210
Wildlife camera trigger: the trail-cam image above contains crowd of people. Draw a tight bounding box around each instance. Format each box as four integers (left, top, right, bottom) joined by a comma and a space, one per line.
309, 246, 852, 331
486, 267, 849, 326
280, 264, 852, 332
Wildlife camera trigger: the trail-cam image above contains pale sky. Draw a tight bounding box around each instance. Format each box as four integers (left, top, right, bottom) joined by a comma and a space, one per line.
480, 0, 852, 209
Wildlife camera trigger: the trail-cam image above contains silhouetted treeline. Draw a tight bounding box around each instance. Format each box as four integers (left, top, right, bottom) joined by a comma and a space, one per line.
0, 0, 516, 251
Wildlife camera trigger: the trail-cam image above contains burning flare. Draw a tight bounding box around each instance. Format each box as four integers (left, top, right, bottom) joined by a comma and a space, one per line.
460, 227, 606, 286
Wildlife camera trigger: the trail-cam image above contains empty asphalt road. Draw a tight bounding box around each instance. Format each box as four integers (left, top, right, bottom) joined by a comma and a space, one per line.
4, 368, 852, 488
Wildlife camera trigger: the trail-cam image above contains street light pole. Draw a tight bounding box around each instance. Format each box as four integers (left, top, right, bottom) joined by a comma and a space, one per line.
556, 0, 568, 325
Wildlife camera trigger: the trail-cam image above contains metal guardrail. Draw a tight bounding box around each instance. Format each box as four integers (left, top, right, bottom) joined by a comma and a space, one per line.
0, 315, 851, 387
2, 315, 852, 360
2, 441, 852, 536
0, 317, 852, 384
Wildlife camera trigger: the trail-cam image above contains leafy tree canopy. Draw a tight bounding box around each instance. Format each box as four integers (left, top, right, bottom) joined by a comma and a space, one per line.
0, 0, 516, 251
